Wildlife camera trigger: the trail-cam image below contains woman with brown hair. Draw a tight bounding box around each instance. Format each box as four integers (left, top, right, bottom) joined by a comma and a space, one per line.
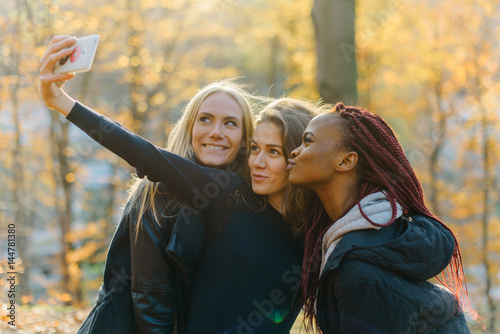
287, 102, 472, 333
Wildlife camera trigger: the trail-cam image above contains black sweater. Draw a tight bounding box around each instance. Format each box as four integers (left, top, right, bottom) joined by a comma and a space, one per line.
67, 102, 303, 334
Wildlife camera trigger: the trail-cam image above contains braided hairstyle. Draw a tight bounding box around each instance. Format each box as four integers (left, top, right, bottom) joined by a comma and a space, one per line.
301, 102, 471, 331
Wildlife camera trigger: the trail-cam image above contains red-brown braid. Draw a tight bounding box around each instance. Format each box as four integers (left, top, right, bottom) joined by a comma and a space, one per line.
301, 102, 473, 332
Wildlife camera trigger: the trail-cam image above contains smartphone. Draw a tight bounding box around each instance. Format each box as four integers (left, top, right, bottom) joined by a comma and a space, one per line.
53, 34, 100, 74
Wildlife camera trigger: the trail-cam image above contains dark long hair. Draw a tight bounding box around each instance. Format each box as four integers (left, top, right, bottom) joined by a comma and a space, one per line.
301, 102, 473, 331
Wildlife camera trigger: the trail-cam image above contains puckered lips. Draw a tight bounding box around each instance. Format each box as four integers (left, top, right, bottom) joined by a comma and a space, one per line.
287, 158, 296, 170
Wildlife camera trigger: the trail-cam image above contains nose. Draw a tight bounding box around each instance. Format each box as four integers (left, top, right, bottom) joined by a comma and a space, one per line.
291, 145, 302, 158
252, 152, 266, 169
208, 122, 224, 139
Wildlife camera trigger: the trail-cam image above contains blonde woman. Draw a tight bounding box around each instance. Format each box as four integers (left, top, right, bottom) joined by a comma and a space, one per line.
84, 78, 253, 334
40, 37, 255, 334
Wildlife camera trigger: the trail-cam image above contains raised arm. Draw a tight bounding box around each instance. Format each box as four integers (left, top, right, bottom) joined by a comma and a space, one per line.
67, 102, 242, 206
39, 35, 243, 209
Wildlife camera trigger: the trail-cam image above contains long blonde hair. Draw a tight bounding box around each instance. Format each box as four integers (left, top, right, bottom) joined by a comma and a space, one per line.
126, 79, 255, 238
254, 97, 322, 239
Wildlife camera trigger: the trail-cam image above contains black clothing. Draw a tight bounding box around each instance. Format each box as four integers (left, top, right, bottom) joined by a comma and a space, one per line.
68, 102, 303, 333
316, 215, 470, 334
131, 195, 205, 333
78, 193, 204, 334
77, 201, 138, 334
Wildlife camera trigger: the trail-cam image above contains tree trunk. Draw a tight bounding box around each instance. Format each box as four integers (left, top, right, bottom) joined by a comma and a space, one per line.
11, 72, 33, 303
312, 0, 358, 104
48, 111, 81, 305
10, 0, 32, 303
268, 36, 280, 98
426, 82, 447, 217
126, 0, 148, 135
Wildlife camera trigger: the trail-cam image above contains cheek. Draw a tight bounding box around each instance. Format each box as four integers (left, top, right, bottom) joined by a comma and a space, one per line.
302, 148, 321, 167
302, 152, 333, 182
271, 159, 289, 184
292, 150, 318, 179
247, 154, 255, 168
227, 130, 244, 156
230, 129, 243, 146
191, 125, 202, 146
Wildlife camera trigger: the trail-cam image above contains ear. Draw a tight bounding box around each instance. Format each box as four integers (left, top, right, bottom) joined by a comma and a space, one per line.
335, 151, 358, 172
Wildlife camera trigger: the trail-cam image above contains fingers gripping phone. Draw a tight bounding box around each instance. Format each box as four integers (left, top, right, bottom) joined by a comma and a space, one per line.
53, 34, 100, 74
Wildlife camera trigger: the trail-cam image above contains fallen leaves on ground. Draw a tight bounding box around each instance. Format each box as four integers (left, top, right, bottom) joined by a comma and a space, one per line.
0, 305, 90, 333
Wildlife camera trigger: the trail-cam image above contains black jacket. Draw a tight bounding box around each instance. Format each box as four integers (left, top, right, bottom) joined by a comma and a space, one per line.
130, 191, 205, 334
78, 194, 204, 334
77, 200, 138, 334
316, 215, 470, 334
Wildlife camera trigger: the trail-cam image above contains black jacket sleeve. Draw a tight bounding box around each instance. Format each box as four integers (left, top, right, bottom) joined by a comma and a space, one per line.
66, 101, 243, 209
130, 209, 177, 334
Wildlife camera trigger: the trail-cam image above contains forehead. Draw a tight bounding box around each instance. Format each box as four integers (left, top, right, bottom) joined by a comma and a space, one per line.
198, 92, 243, 120
305, 114, 347, 143
307, 113, 339, 131
253, 122, 283, 144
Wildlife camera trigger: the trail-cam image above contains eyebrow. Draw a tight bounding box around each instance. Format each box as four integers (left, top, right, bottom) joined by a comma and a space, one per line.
198, 112, 240, 122
303, 131, 315, 138
250, 139, 283, 149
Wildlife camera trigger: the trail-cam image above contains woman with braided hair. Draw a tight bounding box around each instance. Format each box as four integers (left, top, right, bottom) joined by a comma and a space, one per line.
287, 102, 472, 333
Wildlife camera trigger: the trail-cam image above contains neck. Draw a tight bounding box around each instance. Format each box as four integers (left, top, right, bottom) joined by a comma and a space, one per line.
267, 193, 284, 214
313, 177, 360, 221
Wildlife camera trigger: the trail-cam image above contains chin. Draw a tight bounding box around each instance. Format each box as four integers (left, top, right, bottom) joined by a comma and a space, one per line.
199, 157, 229, 167
251, 185, 267, 195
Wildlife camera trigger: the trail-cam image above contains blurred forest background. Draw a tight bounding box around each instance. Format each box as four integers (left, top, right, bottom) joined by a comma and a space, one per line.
0, 0, 499, 332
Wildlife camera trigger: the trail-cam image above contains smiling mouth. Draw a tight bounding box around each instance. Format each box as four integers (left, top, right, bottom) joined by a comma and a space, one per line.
203, 144, 227, 151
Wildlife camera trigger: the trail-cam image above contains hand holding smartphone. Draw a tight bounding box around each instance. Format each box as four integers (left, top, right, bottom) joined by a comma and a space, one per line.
53, 34, 100, 74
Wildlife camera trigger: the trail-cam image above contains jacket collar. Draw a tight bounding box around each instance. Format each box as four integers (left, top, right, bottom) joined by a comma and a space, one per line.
320, 191, 402, 273
320, 214, 455, 281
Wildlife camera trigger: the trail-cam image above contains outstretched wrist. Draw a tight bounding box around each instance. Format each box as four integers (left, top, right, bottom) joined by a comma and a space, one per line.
50, 93, 76, 117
